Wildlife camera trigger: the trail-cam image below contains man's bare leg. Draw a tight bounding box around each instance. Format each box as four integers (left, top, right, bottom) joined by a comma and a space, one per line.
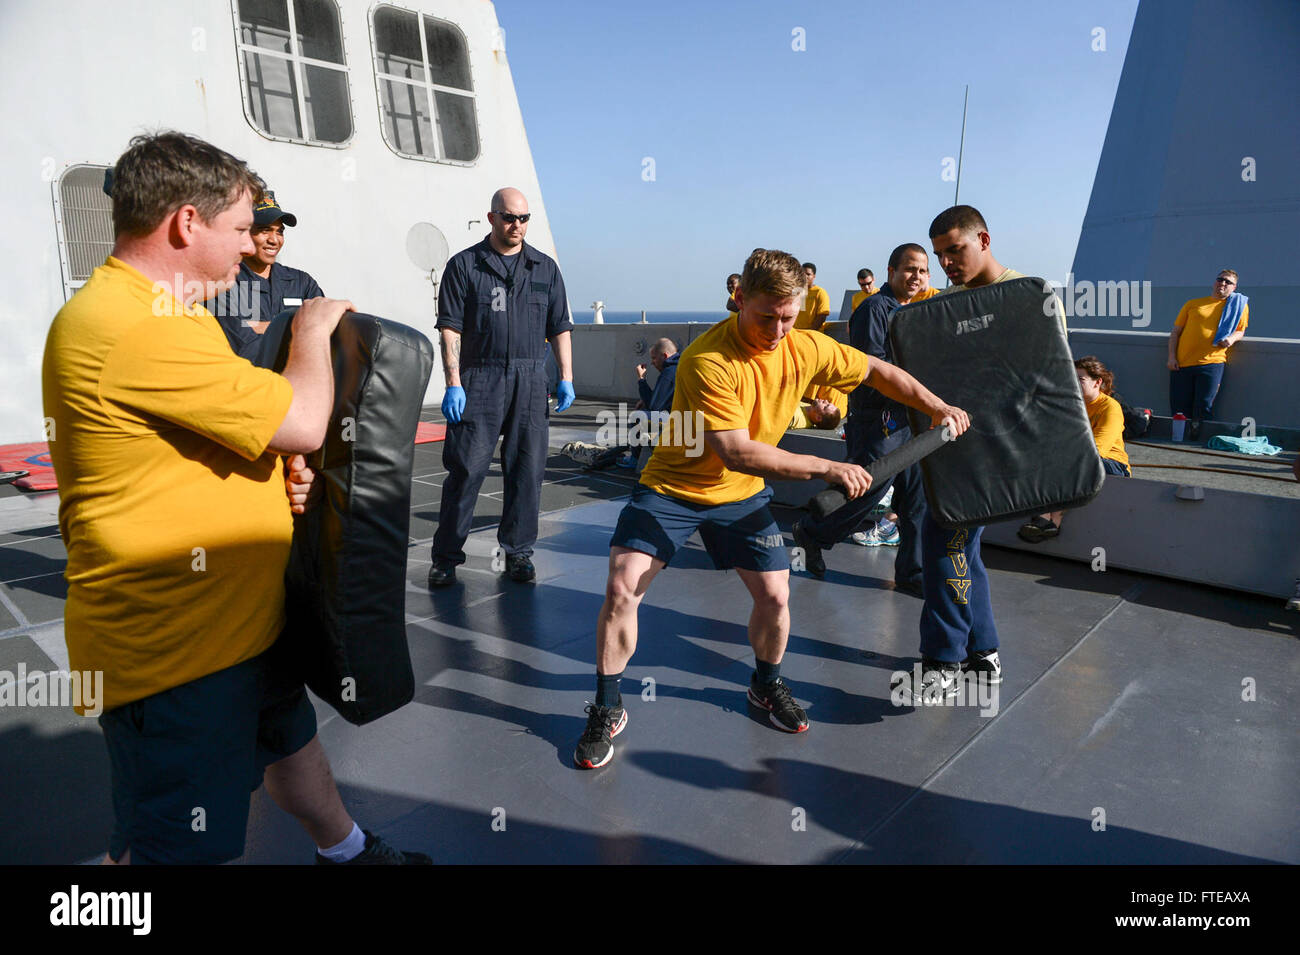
576, 547, 666, 768
263, 734, 353, 848
736, 567, 807, 731
596, 546, 665, 675
736, 568, 791, 664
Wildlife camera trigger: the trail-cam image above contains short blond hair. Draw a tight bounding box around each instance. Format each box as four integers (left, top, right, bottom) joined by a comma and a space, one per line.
739, 249, 808, 301
1218, 268, 1239, 283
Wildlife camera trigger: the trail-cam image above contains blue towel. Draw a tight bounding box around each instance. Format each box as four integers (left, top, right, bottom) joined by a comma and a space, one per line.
1206, 434, 1281, 456
1213, 291, 1247, 345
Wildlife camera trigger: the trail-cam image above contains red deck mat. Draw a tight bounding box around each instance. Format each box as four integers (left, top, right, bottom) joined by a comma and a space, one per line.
2, 424, 445, 493
0, 442, 57, 491
414, 422, 447, 444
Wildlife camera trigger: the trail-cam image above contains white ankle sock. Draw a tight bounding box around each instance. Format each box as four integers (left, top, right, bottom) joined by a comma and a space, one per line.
318, 822, 366, 862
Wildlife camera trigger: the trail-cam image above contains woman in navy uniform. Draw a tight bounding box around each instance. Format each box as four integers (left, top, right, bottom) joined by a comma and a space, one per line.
206, 192, 324, 362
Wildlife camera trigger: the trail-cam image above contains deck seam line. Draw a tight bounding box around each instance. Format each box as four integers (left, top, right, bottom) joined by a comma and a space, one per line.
834, 581, 1144, 862
0, 586, 31, 629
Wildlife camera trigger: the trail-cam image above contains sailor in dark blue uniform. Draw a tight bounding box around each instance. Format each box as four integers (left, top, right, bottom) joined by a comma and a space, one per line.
206, 192, 324, 362
428, 187, 575, 587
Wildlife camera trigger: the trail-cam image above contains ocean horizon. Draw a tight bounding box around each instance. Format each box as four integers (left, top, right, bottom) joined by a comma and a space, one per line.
575, 309, 728, 325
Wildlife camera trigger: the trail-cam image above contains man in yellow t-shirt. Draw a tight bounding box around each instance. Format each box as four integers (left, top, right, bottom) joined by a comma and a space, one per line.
1166, 269, 1248, 440
43, 132, 427, 866
573, 248, 970, 769
794, 261, 831, 329
851, 268, 877, 311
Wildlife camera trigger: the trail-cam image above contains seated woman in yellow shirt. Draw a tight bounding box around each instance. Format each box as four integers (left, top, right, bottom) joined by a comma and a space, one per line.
1019, 356, 1129, 542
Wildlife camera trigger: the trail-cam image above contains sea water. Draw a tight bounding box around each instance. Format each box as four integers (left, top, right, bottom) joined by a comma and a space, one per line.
579, 310, 727, 325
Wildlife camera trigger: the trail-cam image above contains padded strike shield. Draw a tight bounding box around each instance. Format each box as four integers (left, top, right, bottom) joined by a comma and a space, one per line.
260, 311, 435, 724
889, 277, 1103, 528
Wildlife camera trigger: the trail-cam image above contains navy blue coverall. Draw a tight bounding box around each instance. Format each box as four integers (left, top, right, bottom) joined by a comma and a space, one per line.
205, 261, 324, 361
799, 284, 927, 588
432, 237, 572, 564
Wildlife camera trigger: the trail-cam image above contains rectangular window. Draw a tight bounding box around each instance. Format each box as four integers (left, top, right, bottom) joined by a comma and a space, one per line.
235, 0, 353, 145
372, 6, 479, 163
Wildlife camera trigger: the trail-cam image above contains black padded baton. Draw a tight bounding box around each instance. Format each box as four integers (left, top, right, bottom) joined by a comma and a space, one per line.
808, 424, 956, 520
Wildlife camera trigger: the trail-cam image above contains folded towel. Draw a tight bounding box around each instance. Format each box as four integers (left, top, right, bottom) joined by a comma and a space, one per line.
1206, 434, 1281, 456
1213, 291, 1247, 345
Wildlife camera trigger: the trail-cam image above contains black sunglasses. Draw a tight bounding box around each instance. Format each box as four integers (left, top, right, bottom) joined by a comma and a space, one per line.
493, 212, 530, 224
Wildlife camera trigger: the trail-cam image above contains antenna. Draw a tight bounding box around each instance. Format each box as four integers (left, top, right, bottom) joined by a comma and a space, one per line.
954, 84, 969, 207
946, 85, 970, 290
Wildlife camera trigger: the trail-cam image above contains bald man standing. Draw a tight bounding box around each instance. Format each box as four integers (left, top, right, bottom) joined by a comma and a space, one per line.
429, 188, 575, 587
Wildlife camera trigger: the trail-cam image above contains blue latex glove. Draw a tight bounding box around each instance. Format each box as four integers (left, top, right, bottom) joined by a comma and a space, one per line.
555, 380, 576, 413
442, 386, 466, 424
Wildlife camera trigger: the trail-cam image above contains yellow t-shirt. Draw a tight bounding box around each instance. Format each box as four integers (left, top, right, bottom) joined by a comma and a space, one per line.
1174, 296, 1248, 366
1086, 392, 1128, 467
795, 284, 831, 329
850, 287, 879, 312
640, 317, 869, 504
42, 256, 295, 712
910, 286, 940, 302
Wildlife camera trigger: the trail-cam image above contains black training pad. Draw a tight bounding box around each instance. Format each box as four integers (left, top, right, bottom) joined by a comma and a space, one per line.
889, 277, 1103, 527
260, 311, 435, 724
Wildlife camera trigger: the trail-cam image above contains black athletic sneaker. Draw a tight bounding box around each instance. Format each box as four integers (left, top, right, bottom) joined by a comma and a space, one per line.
747, 675, 809, 733
791, 520, 825, 579
315, 830, 432, 865
961, 648, 1002, 684
506, 554, 536, 582
573, 701, 628, 769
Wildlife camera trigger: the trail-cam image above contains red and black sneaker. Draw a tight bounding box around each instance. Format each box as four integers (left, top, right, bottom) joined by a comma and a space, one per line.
573, 701, 628, 769
747, 675, 809, 733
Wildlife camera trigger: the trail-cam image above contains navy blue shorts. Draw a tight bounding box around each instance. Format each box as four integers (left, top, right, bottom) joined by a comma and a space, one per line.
1102, 457, 1131, 477
611, 484, 790, 572
98, 634, 317, 865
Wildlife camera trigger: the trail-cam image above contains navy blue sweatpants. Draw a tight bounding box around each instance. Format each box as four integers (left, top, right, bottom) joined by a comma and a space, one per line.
918, 514, 999, 664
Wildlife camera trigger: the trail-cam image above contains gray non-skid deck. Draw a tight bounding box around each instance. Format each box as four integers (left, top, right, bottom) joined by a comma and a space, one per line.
1, 400, 1296, 864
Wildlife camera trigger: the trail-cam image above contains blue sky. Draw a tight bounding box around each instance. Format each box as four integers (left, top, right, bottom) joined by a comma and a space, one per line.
495, 0, 1139, 315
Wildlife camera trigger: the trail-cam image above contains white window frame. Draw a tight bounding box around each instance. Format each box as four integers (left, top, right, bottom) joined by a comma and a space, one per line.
52, 163, 114, 302
232, 0, 356, 148
369, 2, 481, 165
